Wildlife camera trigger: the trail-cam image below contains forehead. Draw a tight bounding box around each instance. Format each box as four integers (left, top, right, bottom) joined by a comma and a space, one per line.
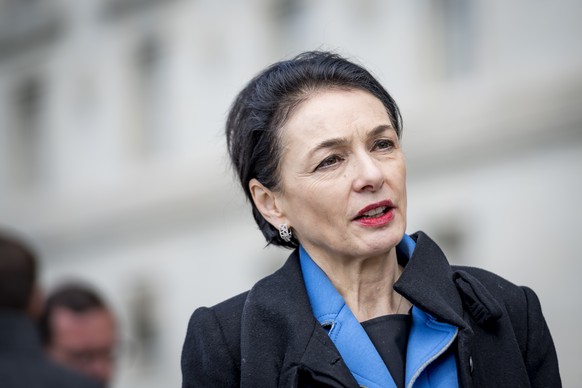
280, 88, 391, 146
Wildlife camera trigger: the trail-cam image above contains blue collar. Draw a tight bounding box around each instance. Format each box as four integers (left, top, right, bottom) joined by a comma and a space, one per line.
299, 235, 416, 388
300, 234, 459, 388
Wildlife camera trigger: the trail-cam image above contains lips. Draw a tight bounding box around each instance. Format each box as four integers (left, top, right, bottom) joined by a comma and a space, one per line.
357, 206, 389, 219
353, 200, 395, 227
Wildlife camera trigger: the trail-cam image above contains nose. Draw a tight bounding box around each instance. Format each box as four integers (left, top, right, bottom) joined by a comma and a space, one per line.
351, 152, 384, 192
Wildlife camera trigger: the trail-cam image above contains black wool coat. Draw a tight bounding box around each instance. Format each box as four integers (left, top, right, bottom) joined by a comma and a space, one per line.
181, 232, 561, 387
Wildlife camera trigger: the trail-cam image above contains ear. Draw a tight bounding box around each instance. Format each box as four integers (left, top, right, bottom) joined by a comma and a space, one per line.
249, 178, 287, 228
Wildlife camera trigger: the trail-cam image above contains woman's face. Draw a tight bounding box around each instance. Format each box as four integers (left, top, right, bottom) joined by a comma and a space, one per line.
273, 88, 407, 263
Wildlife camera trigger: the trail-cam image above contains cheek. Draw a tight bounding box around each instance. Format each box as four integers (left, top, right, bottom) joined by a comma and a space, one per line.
385, 161, 406, 187
395, 161, 407, 192
284, 183, 341, 227
397, 165, 408, 217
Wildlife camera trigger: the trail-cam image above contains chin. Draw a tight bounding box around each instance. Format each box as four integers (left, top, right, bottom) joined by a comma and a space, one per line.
369, 230, 404, 252
361, 239, 399, 256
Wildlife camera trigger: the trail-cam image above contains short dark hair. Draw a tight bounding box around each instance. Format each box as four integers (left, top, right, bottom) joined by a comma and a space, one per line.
225, 51, 402, 248
0, 232, 37, 311
39, 283, 107, 345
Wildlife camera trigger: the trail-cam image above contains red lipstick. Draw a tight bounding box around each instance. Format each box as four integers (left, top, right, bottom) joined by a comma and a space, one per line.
353, 200, 395, 227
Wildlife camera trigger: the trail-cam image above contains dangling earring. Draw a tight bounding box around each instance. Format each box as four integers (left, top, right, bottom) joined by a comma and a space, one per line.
279, 224, 292, 242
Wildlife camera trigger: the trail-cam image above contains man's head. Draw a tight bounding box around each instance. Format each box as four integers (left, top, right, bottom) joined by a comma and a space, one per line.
0, 231, 42, 318
40, 284, 117, 385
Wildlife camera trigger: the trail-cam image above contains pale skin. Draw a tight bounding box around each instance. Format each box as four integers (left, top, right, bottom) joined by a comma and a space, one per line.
250, 88, 411, 322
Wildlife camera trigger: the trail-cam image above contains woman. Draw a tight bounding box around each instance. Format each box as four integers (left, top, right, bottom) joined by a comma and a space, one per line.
181, 51, 561, 387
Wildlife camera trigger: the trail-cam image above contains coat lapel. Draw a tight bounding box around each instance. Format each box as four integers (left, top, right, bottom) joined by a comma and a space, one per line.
394, 232, 467, 329
239, 251, 360, 387
395, 232, 476, 388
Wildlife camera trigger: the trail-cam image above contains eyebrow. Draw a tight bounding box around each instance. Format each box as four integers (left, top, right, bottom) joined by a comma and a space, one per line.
368, 124, 393, 139
308, 124, 394, 156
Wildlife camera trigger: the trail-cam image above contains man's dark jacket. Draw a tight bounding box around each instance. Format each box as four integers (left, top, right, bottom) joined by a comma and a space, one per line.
0, 311, 102, 388
181, 232, 561, 387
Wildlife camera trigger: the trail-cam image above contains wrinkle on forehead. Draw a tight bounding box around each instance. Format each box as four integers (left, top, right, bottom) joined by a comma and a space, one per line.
278, 89, 393, 169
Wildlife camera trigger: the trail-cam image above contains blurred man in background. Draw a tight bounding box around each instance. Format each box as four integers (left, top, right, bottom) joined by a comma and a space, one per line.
0, 231, 102, 388
40, 284, 118, 386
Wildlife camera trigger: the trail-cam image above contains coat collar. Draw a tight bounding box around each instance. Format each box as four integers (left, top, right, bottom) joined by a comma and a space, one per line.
394, 232, 468, 330
299, 234, 461, 388
239, 231, 477, 387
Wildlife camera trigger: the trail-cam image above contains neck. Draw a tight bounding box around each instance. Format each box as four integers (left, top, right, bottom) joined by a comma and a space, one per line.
309, 248, 409, 322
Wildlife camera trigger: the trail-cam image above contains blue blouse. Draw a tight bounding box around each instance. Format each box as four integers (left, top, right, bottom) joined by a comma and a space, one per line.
299, 235, 459, 388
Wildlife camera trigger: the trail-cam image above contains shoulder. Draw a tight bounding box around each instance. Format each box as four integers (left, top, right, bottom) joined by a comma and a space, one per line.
196, 291, 249, 326
181, 250, 306, 386
183, 250, 302, 352
183, 290, 248, 360
452, 266, 537, 313
181, 291, 248, 387
452, 265, 561, 386
453, 265, 527, 302
452, 265, 531, 325
452, 265, 539, 351
456, 264, 552, 331
0, 355, 102, 388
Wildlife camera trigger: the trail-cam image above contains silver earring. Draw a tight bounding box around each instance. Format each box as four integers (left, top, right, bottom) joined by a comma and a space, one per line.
279, 224, 292, 242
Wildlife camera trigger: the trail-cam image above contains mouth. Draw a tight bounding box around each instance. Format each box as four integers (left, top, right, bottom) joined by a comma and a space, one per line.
354, 206, 390, 220
353, 200, 395, 226
354, 200, 394, 220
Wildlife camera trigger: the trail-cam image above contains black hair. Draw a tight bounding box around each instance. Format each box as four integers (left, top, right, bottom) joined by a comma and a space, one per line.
0, 232, 37, 311
39, 283, 107, 345
225, 51, 402, 248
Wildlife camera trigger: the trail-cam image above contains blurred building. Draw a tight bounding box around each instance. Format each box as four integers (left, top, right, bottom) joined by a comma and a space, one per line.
0, 0, 580, 386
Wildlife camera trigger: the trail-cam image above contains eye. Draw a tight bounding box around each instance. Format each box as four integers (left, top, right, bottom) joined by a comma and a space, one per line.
372, 138, 395, 151
315, 154, 344, 171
